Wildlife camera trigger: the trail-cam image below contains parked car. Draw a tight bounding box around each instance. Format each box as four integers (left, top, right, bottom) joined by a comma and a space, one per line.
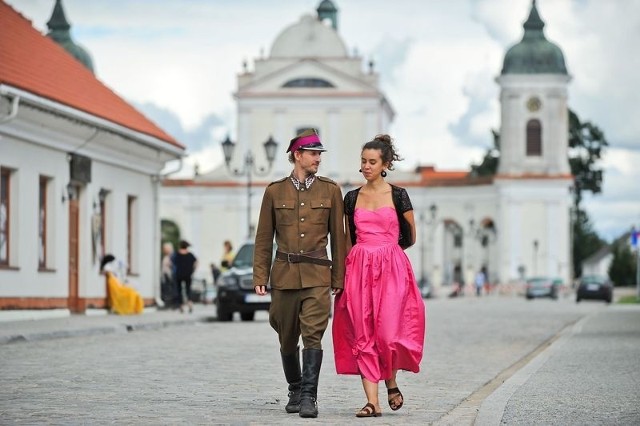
216, 242, 270, 321
525, 277, 561, 300
576, 275, 613, 303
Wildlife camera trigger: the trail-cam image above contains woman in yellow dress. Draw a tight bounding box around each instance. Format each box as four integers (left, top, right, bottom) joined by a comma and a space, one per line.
100, 254, 144, 315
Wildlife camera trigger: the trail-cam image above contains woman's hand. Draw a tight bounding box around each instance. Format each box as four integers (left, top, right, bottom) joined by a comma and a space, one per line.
255, 285, 268, 296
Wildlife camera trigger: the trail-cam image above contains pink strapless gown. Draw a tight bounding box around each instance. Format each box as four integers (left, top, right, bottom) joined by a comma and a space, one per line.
332, 207, 426, 382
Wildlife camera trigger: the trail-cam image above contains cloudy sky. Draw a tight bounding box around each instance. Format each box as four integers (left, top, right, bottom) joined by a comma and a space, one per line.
8, 0, 640, 241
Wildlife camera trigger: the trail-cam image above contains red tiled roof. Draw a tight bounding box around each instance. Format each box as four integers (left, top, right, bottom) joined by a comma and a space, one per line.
0, 1, 183, 149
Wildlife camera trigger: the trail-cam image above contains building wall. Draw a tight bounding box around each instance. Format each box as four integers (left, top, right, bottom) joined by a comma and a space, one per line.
0, 100, 178, 310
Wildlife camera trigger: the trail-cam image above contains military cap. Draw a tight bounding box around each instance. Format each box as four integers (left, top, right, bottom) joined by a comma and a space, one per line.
286, 128, 327, 153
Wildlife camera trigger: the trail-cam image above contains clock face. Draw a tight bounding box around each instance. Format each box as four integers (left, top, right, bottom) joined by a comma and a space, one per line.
527, 96, 542, 112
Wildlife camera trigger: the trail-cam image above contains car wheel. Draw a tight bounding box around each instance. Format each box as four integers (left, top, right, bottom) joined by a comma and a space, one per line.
216, 304, 233, 321
240, 311, 255, 321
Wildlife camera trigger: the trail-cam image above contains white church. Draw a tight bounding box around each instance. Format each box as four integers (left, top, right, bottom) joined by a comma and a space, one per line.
161, 0, 573, 295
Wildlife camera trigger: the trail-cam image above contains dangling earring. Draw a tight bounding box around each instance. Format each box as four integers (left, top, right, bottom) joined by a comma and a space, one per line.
381, 170, 387, 177
359, 169, 362, 173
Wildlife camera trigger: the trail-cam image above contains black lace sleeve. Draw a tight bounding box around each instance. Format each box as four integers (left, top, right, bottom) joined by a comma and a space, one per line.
344, 189, 358, 215
398, 187, 413, 213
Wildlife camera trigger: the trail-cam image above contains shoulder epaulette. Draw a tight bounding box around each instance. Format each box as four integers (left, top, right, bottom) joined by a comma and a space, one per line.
317, 176, 337, 186
268, 177, 288, 186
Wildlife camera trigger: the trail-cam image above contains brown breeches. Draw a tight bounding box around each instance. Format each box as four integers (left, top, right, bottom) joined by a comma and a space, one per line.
269, 286, 331, 354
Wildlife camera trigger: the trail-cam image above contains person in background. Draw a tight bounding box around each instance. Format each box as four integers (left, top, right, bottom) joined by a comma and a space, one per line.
173, 240, 198, 313
160, 242, 175, 306
475, 268, 486, 297
332, 134, 426, 418
220, 240, 235, 272
100, 254, 143, 315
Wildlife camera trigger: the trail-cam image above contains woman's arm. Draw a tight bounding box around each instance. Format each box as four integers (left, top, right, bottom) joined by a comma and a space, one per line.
403, 209, 417, 249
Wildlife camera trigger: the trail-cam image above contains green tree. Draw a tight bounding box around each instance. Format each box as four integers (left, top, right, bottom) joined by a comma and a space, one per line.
572, 208, 606, 278
161, 219, 181, 256
568, 109, 608, 207
470, 109, 608, 277
608, 243, 637, 287
470, 130, 500, 177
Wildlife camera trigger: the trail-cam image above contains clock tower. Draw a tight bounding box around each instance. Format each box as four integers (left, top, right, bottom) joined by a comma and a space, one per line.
494, 0, 573, 286
496, 0, 571, 176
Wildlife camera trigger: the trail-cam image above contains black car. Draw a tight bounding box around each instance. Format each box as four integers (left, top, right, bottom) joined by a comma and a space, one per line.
576, 275, 613, 303
216, 242, 270, 321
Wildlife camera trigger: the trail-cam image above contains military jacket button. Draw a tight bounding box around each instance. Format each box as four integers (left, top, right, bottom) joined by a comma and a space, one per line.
300, 233, 305, 237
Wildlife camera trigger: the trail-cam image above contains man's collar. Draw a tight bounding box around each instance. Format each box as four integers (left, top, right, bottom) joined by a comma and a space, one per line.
290, 173, 316, 190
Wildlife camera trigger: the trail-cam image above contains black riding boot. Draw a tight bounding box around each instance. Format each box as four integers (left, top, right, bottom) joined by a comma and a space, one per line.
299, 348, 323, 418
281, 348, 302, 413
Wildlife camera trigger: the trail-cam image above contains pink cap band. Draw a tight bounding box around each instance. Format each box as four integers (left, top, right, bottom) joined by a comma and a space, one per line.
289, 134, 321, 152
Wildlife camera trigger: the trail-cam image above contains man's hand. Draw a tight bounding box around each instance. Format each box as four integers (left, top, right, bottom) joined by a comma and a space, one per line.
332, 288, 342, 296
255, 285, 267, 296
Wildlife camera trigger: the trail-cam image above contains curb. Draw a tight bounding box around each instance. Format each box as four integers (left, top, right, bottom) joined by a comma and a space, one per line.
0, 316, 216, 345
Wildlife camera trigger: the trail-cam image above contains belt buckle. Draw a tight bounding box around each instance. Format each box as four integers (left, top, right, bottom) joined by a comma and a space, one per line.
287, 253, 300, 263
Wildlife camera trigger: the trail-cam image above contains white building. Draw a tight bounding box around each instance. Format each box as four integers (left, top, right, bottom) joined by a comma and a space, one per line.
0, 1, 184, 312
161, 0, 573, 294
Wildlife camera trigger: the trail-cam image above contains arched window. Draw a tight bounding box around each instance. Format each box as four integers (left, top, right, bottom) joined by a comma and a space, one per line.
282, 78, 334, 88
526, 119, 542, 156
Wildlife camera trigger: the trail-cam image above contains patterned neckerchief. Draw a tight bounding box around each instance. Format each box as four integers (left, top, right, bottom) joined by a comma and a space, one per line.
290, 173, 316, 190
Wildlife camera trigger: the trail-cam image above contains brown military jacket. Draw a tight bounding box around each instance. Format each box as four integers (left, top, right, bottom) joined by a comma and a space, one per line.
253, 175, 345, 290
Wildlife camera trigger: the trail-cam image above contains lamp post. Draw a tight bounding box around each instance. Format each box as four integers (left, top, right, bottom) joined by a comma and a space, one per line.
533, 239, 539, 276
221, 135, 278, 239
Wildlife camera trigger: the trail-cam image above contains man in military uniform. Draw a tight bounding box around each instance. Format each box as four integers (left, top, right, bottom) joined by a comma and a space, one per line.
253, 129, 345, 418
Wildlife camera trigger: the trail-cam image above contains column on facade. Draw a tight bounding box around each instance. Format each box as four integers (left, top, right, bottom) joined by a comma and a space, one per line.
274, 108, 287, 177
328, 109, 340, 179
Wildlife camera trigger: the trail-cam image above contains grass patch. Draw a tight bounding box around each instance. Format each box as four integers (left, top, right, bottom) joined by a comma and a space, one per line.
618, 295, 640, 304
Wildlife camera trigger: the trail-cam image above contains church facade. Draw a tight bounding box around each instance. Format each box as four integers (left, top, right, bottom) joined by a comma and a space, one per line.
161, 1, 573, 294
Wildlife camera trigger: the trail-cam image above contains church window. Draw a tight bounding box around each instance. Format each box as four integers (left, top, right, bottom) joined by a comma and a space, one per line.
526, 119, 542, 156
283, 78, 335, 88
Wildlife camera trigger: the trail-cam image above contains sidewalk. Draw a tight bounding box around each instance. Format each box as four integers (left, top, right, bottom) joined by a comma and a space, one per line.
0, 304, 218, 345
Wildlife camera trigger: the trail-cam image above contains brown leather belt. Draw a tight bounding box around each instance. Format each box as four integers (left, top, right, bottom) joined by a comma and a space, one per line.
275, 249, 332, 267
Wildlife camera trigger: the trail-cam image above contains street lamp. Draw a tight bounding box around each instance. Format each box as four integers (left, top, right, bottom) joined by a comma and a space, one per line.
221, 135, 278, 239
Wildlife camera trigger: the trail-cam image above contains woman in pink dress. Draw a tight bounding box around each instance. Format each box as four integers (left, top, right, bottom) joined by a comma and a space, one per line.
332, 134, 426, 417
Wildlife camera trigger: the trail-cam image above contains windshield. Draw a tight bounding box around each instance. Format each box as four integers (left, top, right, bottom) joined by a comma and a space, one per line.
527, 278, 550, 287
232, 244, 254, 268
582, 276, 605, 284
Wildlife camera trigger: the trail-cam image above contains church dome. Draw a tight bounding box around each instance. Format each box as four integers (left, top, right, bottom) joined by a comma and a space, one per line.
46, 0, 95, 73
501, 1, 567, 75
270, 14, 347, 58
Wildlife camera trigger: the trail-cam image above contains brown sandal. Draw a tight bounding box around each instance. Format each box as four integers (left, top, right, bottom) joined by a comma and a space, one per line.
387, 387, 404, 411
356, 402, 382, 418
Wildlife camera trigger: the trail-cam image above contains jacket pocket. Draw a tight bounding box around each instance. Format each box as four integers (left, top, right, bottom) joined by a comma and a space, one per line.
309, 199, 331, 224
275, 200, 295, 225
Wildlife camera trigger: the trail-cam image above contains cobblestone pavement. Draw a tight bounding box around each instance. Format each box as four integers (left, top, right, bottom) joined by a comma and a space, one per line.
0, 296, 607, 425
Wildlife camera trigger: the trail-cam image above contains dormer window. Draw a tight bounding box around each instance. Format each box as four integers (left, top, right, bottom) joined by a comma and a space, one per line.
283, 78, 334, 88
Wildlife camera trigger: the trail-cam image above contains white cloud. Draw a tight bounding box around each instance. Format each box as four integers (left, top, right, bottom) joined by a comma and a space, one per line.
7, 0, 640, 240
